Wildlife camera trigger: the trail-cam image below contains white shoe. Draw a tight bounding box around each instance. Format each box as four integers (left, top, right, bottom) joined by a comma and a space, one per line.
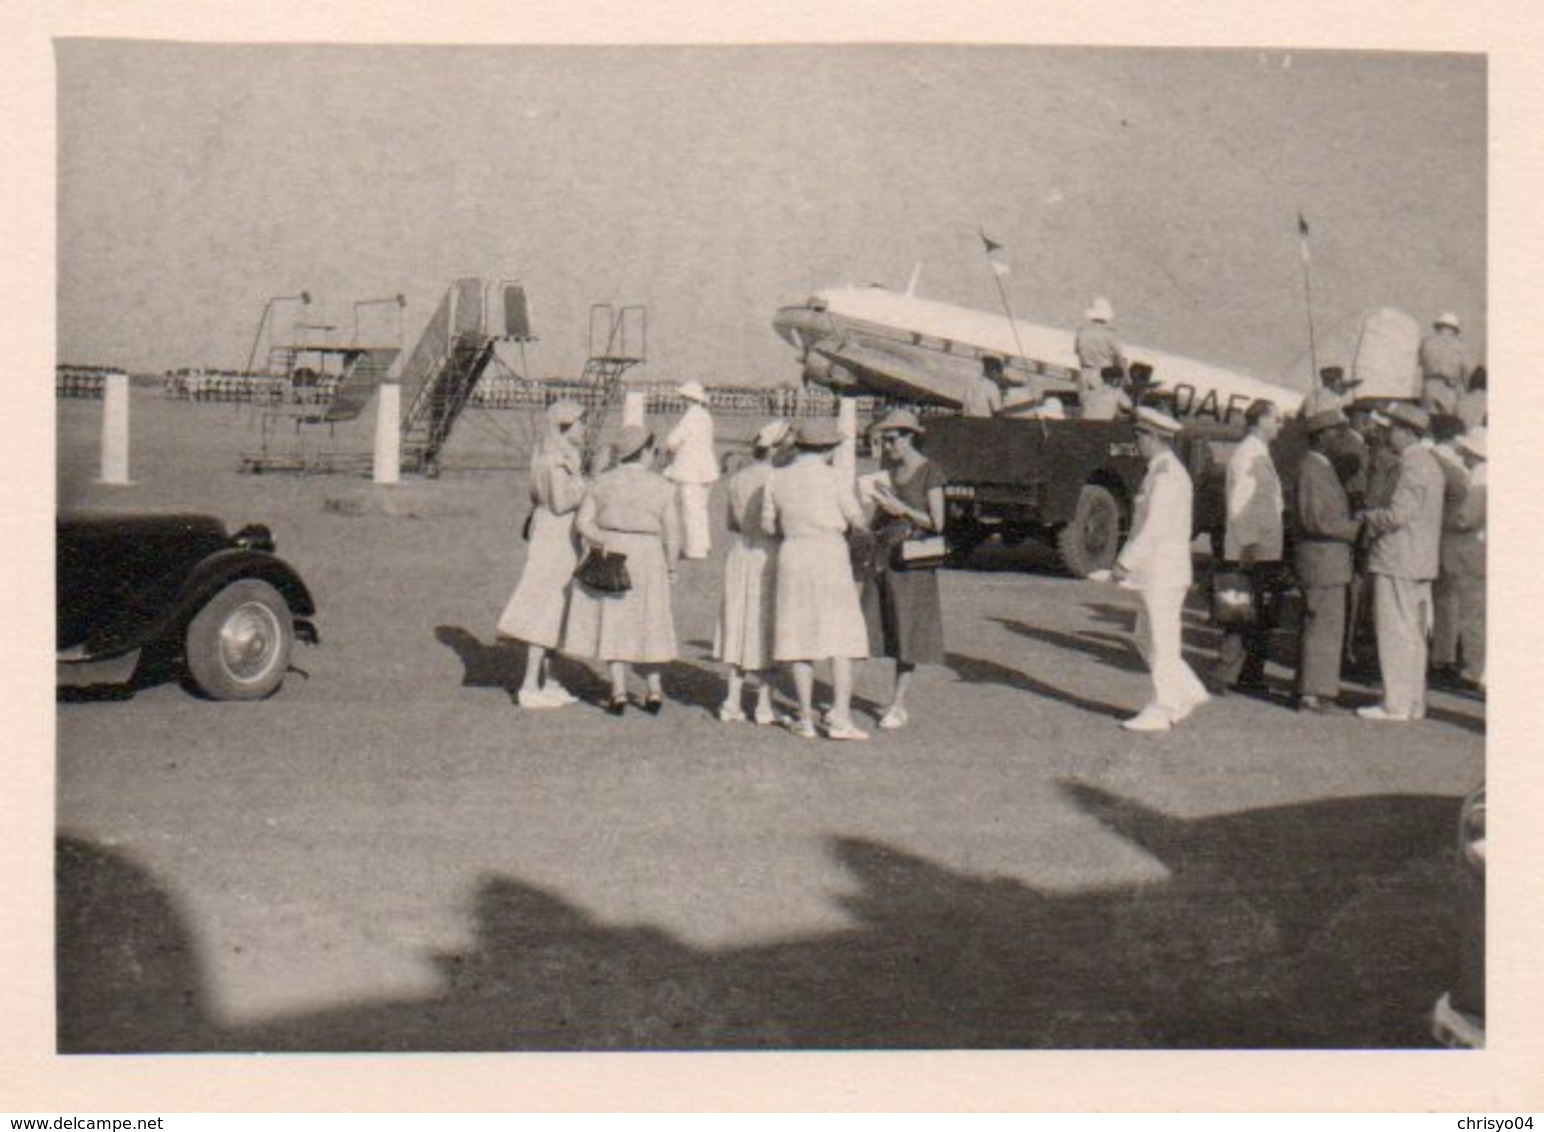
1357, 705, 1413, 722
543, 684, 578, 705
825, 717, 871, 741
1168, 693, 1210, 724
753, 705, 781, 727
518, 687, 568, 709
784, 717, 818, 740
1121, 707, 1172, 733
878, 706, 909, 730
717, 703, 748, 723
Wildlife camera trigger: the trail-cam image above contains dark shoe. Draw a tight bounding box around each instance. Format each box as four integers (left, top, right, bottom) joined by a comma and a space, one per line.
1234, 676, 1271, 697
643, 695, 664, 716
1297, 695, 1349, 715
606, 696, 628, 717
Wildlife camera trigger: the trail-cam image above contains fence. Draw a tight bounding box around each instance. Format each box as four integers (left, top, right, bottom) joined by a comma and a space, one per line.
470, 376, 881, 419
56, 366, 129, 399
159, 371, 288, 403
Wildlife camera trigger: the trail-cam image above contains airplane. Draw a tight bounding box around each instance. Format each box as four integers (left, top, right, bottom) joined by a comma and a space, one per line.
773, 280, 1307, 425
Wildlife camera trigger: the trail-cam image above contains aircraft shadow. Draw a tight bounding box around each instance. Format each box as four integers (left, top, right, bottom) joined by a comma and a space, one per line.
58, 789, 1468, 1051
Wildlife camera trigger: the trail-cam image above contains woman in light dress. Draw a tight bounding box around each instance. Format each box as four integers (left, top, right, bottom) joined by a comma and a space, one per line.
714, 419, 792, 724
496, 399, 587, 708
762, 417, 870, 740
563, 425, 681, 716
860, 409, 947, 730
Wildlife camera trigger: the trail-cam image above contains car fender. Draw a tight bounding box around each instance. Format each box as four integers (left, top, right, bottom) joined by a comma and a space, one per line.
86, 549, 317, 658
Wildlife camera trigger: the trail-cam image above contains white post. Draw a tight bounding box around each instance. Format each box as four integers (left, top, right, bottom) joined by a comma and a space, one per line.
835, 395, 858, 485
622, 389, 646, 428
374, 381, 401, 484
98, 371, 131, 485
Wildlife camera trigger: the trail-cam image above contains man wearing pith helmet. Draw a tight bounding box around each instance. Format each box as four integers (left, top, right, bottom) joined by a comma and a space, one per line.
1110, 406, 1210, 733
1418, 312, 1472, 416
1075, 297, 1124, 401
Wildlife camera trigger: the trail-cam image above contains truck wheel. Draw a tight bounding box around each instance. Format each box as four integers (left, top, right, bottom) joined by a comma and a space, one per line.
184, 579, 294, 700
1057, 484, 1123, 577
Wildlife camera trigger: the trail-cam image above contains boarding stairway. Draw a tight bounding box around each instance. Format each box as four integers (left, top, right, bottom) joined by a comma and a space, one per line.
398, 277, 535, 474
579, 303, 647, 472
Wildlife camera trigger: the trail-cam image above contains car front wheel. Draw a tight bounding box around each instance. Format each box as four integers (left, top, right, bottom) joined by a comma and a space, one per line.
184, 579, 294, 700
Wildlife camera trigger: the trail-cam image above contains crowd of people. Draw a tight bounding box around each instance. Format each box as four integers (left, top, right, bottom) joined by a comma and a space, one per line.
495, 390, 950, 741
495, 321, 1487, 740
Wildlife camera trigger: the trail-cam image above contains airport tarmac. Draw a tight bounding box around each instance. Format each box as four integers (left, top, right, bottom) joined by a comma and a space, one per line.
54, 390, 1484, 1050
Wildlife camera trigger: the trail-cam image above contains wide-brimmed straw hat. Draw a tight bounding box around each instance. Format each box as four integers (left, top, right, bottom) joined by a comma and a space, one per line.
677, 380, 708, 403
613, 425, 654, 461
754, 419, 792, 450
1085, 296, 1114, 322
871, 408, 925, 437
1434, 312, 1462, 331
546, 398, 586, 428
1385, 402, 1431, 435
795, 417, 844, 449
1306, 409, 1348, 435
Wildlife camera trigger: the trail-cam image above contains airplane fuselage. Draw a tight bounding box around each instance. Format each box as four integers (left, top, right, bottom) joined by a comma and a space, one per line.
773, 285, 1304, 425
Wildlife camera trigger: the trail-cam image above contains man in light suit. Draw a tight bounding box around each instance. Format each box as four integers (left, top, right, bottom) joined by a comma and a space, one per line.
1419, 312, 1471, 416
664, 380, 720, 559
1358, 402, 1445, 722
1111, 407, 1209, 732
1292, 410, 1364, 713
1075, 297, 1124, 401
1216, 399, 1285, 695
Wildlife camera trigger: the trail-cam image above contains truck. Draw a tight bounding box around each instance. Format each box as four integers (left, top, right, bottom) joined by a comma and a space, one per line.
923, 415, 1298, 577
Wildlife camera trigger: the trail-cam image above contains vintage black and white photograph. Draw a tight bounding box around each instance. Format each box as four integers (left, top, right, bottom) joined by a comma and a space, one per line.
42, 28, 1500, 1082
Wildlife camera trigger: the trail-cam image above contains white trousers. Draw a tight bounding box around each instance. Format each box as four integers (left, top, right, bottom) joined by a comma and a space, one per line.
1134, 585, 1207, 718
677, 482, 712, 559
1373, 573, 1433, 717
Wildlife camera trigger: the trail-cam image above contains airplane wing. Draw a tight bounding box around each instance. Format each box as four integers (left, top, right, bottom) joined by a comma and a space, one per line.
810, 340, 965, 407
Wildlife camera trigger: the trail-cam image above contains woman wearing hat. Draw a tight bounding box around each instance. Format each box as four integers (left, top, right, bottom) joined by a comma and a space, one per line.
564, 426, 682, 715
665, 380, 719, 560
496, 399, 588, 708
762, 417, 870, 740
861, 409, 947, 730
714, 419, 792, 724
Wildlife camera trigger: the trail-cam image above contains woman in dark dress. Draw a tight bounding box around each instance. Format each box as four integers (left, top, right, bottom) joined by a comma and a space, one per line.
861, 408, 946, 730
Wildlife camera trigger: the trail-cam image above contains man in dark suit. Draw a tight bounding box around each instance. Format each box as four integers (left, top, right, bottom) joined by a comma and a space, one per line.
1293, 410, 1364, 713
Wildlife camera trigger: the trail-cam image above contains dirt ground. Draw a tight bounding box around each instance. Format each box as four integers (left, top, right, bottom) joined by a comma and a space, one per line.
54, 389, 1485, 1051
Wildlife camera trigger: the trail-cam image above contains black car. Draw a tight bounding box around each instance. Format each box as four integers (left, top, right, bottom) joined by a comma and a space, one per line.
57, 512, 318, 700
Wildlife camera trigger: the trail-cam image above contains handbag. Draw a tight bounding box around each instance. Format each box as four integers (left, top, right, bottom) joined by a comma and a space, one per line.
574, 547, 631, 594
892, 533, 948, 571
1210, 568, 1256, 626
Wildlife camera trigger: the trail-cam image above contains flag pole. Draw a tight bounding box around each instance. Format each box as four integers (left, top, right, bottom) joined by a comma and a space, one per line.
1298, 212, 1320, 382
980, 229, 1028, 363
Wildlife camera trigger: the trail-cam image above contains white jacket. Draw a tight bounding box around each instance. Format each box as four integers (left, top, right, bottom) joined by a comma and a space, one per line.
1224, 433, 1284, 561
664, 404, 719, 484
1118, 447, 1194, 590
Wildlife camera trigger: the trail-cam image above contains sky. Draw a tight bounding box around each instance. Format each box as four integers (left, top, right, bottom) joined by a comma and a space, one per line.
56, 43, 1485, 389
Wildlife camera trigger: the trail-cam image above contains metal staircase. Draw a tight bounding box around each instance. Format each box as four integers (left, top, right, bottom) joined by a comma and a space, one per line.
580, 303, 647, 472
398, 277, 535, 475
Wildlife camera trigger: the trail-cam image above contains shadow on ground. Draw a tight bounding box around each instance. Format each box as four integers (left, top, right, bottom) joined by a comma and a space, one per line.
57, 785, 1468, 1052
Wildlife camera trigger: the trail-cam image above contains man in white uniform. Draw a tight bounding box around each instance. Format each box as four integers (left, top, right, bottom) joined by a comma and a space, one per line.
1111, 407, 1210, 732
1216, 399, 1285, 694
664, 380, 720, 559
